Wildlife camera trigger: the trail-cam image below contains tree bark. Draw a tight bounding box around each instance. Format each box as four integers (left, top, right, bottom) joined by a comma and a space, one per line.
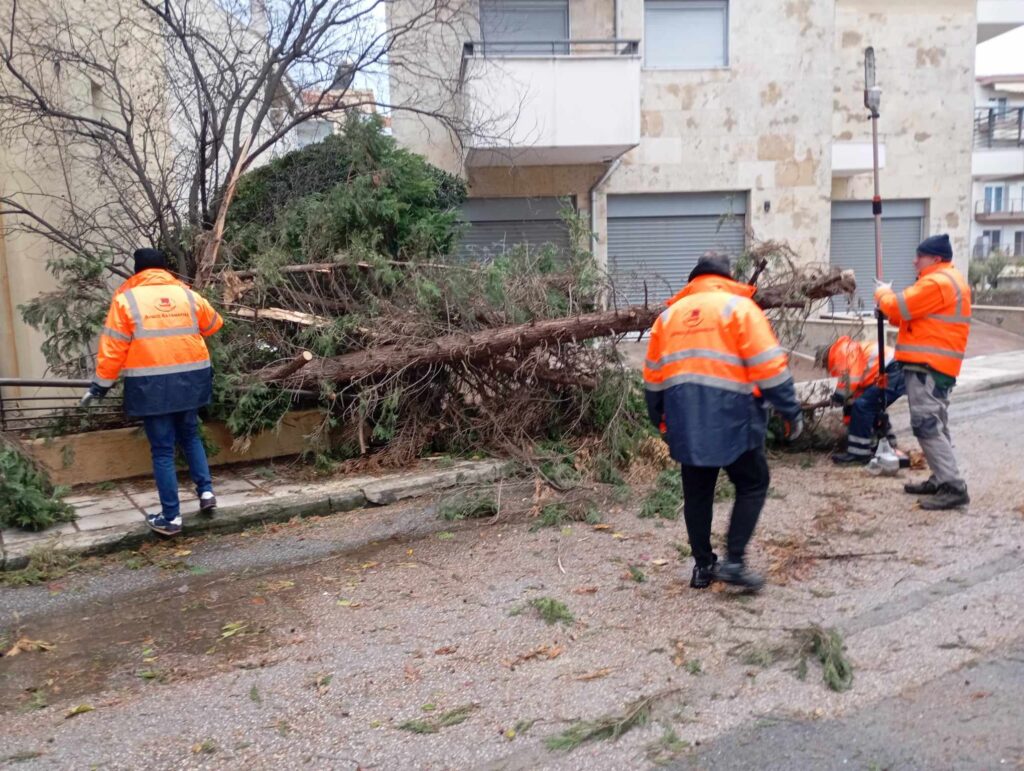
274, 269, 856, 389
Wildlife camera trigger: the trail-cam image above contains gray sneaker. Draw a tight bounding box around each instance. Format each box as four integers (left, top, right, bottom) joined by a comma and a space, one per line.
713, 560, 766, 592
199, 491, 217, 513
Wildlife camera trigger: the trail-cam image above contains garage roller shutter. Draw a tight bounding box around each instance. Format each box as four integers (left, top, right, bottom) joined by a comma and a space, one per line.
830, 200, 925, 313
607, 193, 747, 306
456, 197, 572, 262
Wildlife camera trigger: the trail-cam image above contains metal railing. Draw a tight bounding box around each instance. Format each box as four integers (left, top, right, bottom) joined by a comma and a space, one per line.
462, 38, 640, 58
974, 106, 1024, 148
0, 378, 134, 435
975, 197, 1024, 217
972, 241, 1024, 258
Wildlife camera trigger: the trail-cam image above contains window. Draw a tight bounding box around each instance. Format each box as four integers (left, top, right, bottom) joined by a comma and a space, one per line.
480, 0, 569, 55
989, 97, 1008, 117
1015, 230, 1024, 257
984, 185, 1004, 213
983, 229, 1002, 255
644, 0, 728, 69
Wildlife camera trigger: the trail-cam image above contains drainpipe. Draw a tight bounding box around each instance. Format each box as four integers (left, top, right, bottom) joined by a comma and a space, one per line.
589, 158, 621, 267
613, 0, 619, 39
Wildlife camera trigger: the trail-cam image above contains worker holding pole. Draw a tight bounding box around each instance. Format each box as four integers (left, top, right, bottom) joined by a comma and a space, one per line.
863, 47, 971, 508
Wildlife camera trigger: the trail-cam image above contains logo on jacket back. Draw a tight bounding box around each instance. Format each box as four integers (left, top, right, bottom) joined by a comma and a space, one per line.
156, 297, 176, 312
685, 309, 702, 327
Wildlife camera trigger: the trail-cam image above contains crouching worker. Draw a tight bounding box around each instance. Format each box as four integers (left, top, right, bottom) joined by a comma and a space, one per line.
80, 249, 224, 535
643, 255, 803, 592
817, 336, 905, 465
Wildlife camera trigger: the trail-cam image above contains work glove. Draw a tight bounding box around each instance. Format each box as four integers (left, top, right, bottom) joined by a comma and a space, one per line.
873, 278, 892, 293
79, 383, 108, 408
830, 391, 845, 407
783, 415, 804, 442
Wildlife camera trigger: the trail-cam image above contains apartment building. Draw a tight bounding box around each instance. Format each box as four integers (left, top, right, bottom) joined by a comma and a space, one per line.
971, 73, 1024, 258
389, 0, 997, 311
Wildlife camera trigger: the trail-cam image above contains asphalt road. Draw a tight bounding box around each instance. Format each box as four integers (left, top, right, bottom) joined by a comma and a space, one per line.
2, 384, 1023, 770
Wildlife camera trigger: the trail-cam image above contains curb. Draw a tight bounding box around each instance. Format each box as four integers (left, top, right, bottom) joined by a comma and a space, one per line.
1, 460, 513, 571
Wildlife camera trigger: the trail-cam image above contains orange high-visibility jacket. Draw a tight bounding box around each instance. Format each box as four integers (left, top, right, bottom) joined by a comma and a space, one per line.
643, 275, 800, 467
874, 263, 971, 378
93, 269, 223, 416
828, 336, 894, 401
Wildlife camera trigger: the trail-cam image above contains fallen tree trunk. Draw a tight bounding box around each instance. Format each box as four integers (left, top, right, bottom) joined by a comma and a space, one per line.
276, 268, 855, 389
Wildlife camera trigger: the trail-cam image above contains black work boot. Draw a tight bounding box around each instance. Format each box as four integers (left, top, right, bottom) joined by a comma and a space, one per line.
713, 559, 765, 592
831, 451, 871, 466
690, 555, 718, 589
919, 482, 970, 510
904, 476, 939, 495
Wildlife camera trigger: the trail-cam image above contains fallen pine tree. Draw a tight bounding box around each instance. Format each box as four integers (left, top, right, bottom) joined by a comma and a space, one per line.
270, 266, 856, 390
22, 116, 858, 477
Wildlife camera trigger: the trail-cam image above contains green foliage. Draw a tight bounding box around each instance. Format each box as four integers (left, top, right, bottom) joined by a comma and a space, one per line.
796, 625, 854, 692
544, 694, 654, 752
639, 470, 683, 520
0, 441, 75, 531
227, 115, 466, 264
398, 704, 477, 734
438, 491, 498, 521
19, 251, 116, 378
527, 597, 574, 626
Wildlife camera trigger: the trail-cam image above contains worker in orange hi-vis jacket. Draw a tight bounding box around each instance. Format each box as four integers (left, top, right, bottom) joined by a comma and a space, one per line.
874, 233, 972, 510
643, 254, 803, 593
816, 336, 905, 466
80, 249, 224, 536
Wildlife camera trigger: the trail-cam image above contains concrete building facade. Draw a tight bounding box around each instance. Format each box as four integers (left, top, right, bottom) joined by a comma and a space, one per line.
389, 0, 998, 311
971, 73, 1024, 258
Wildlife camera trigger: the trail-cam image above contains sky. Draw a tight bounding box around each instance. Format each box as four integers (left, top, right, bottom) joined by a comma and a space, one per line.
976, 27, 1024, 76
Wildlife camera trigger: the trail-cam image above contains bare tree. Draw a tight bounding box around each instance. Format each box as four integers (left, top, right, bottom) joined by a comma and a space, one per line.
0, 0, 487, 280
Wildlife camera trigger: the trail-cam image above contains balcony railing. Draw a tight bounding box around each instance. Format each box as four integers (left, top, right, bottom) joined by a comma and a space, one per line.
975, 197, 1024, 221
462, 39, 640, 60
974, 107, 1024, 148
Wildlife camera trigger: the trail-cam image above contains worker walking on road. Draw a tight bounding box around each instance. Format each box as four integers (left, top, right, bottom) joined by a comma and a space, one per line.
80, 249, 224, 535
817, 336, 905, 465
874, 234, 972, 510
643, 255, 803, 592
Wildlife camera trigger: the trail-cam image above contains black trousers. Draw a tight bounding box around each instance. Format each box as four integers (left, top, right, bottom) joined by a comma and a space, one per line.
680, 447, 771, 567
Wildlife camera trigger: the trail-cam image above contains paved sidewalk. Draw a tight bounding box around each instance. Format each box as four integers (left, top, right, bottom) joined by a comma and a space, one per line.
0, 459, 507, 570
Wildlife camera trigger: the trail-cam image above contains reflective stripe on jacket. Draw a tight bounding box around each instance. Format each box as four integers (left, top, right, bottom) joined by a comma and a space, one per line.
874, 263, 971, 378
828, 336, 894, 400
94, 269, 223, 416
642, 275, 801, 467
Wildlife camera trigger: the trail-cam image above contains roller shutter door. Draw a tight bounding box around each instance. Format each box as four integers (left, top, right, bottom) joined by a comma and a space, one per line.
456, 197, 572, 262
830, 200, 925, 313
607, 193, 747, 306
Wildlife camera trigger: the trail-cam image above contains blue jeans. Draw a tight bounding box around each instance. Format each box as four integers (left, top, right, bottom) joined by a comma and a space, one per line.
142, 410, 213, 517
847, 364, 907, 457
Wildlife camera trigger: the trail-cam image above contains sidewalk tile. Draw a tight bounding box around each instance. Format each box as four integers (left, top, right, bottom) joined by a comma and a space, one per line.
74, 493, 136, 518
2, 522, 77, 546
76, 510, 146, 532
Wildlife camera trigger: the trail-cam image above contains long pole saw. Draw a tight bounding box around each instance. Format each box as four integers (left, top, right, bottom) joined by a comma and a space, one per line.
864, 47, 899, 475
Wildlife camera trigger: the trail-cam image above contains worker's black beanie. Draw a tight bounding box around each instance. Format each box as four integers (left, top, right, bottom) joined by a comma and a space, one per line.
917, 234, 953, 262
688, 253, 733, 282
133, 248, 169, 274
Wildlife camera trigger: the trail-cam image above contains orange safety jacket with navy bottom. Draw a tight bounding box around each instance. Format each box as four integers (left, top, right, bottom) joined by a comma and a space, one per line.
642, 275, 802, 467
827, 336, 895, 402
874, 262, 971, 379
92, 269, 223, 417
